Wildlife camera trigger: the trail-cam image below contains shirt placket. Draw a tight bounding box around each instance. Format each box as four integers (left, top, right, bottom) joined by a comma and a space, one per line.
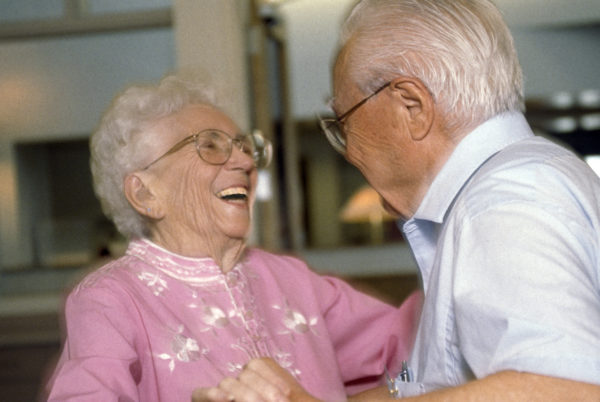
223, 269, 272, 359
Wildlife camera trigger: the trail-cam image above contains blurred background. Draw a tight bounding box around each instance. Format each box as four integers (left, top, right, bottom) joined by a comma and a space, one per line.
0, 0, 598, 399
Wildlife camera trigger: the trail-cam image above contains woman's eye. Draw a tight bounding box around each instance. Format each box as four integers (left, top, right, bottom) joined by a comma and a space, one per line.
242, 143, 253, 155
202, 140, 218, 149
199, 135, 222, 151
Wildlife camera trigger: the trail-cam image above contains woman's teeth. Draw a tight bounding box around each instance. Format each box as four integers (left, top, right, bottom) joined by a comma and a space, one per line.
217, 187, 248, 201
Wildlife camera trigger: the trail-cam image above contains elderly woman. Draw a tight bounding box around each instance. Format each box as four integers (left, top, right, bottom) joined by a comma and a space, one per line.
46, 74, 420, 402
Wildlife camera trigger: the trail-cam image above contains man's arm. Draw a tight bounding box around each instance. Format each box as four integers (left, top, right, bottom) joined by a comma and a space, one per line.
191, 360, 600, 402
349, 371, 600, 402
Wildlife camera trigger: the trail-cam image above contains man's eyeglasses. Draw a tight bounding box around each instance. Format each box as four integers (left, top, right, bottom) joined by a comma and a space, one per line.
142, 129, 272, 170
319, 82, 390, 155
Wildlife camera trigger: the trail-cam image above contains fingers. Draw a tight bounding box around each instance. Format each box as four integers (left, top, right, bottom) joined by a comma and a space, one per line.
219, 373, 290, 402
191, 358, 297, 402
237, 364, 291, 402
246, 358, 319, 401
244, 358, 294, 396
191, 386, 233, 402
194, 374, 289, 402
217, 377, 269, 402
241, 358, 320, 401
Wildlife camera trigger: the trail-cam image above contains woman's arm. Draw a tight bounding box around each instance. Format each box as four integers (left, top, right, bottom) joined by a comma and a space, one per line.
46, 284, 141, 400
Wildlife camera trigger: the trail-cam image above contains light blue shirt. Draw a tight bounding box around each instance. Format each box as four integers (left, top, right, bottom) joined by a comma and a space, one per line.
398, 112, 600, 395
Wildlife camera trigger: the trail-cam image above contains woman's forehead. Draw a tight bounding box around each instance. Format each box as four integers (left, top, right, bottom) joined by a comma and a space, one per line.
152, 104, 238, 137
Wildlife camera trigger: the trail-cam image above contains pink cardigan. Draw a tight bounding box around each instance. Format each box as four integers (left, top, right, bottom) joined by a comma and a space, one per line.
47, 239, 420, 401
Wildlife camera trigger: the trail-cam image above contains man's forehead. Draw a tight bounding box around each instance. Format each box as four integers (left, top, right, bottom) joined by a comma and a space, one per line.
329, 46, 347, 100
329, 81, 348, 114
326, 94, 339, 114
329, 75, 361, 116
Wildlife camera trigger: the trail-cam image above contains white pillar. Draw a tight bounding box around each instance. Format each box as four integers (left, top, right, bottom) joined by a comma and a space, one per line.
172, 0, 251, 131
172, 0, 275, 247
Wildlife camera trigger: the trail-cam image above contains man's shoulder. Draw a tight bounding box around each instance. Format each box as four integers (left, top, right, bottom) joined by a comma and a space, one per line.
470, 137, 583, 190
450, 136, 600, 228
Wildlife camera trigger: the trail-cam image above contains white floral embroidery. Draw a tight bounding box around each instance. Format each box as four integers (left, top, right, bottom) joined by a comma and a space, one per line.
157, 325, 208, 373
187, 298, 238, 333
227, 362, 245, 374
137, 271, 168, 296
156, 353, 176, 372
200, 305, 234, 329
274, 352, 301, 378
231, 337, 260, 360
273, 301, 319, 340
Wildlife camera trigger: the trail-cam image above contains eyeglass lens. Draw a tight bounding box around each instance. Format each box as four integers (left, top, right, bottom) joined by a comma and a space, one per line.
193, 129, 273, 168
320, 119, 347, 155
194, 130, 254, 165
319, 82, 391, 155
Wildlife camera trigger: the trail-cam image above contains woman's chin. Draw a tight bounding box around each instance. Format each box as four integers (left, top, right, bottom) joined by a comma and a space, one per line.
218, 222, 251, 243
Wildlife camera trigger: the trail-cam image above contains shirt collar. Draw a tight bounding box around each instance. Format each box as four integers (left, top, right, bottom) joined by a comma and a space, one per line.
412, 112, 534, 223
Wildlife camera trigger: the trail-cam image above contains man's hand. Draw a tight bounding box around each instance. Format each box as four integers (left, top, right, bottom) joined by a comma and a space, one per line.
191, 358, 319, 402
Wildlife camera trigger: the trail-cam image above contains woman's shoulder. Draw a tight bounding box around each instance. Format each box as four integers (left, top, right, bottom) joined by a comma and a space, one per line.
73, 254, 141, 293
244, 247, 311, 270
243, 248, 346, 289
244, 248, 324, 284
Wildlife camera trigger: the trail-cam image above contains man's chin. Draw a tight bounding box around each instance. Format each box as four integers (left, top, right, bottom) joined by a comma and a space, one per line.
381, 198, 401, 218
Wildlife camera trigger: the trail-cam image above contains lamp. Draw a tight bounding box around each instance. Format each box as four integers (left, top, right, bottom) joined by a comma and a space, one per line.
339, 185, 395, 244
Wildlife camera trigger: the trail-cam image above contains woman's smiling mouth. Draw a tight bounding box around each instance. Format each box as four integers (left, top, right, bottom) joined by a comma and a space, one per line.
216, 186, 248, 201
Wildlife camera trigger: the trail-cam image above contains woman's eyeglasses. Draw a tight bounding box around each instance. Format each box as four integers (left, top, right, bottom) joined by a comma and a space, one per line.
143, 129, 272, 170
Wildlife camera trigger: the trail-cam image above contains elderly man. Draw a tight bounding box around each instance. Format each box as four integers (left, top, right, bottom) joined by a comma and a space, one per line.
321, 0, 600, 400
193, 0, 600, 401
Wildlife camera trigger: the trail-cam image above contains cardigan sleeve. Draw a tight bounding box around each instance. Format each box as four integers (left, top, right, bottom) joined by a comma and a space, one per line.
46, 282, 143, 401
309, 271, 422, 394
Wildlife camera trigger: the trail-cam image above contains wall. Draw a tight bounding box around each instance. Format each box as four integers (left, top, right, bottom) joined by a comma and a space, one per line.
0, 29, 175, 268
0, 0, 599, 269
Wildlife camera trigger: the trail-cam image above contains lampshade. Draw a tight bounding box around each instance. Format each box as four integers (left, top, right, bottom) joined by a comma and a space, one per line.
339, 185, 395, 224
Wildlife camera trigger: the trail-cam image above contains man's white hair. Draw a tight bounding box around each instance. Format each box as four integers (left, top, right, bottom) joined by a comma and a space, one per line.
339, 0, 524, 132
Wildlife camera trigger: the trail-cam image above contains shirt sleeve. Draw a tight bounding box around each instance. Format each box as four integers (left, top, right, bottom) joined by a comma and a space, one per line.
311, 272, 423, 394
453, 197, 600, 385
46, 282, 142, 401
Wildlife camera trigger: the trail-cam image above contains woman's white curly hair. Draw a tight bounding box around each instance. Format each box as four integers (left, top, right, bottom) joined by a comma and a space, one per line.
90, 73, 221, 239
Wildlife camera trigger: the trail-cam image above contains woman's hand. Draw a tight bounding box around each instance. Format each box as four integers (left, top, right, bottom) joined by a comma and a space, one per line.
191, 358, 319, 402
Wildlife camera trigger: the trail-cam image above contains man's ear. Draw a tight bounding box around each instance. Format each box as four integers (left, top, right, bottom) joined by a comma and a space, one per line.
123, 173, 163, 219
389, 77, 434, 141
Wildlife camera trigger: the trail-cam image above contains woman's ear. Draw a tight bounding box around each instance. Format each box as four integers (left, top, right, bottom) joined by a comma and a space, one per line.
123, 173, 163, 219
389, 77, 435, 141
